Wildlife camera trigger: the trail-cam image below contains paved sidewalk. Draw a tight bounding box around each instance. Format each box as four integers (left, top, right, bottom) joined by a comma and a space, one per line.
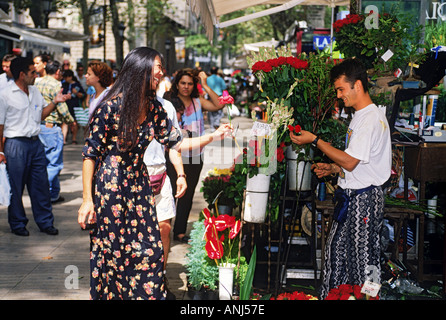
0, 115, 253, 300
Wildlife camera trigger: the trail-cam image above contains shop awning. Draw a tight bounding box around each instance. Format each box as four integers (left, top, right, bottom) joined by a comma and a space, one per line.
186, 0, 349, 40
0, 23, 70, 54
29, 28, 90, 42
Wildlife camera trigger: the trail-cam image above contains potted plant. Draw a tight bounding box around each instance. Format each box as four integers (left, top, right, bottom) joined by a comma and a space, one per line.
231, 134, 288, 223
200, 167, 234, 214
202, 208, 242, 299
185, 220, 219, 300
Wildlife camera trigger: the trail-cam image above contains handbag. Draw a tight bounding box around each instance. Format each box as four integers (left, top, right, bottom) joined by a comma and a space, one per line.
0, 163, 11, 206
149, 171, 167, 196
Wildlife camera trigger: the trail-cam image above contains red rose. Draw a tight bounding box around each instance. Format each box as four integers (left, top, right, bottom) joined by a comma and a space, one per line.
353, 285, 364, 299
267, 58, 280, 68
287, 125, 294, 132
276, 56, 287, 66
276, 147, 285, 162
294, 124, 302, 134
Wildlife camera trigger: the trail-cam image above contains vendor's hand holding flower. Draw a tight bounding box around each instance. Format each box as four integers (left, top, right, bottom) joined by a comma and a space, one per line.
289, 129, 316, 146
311, 163, 333, 178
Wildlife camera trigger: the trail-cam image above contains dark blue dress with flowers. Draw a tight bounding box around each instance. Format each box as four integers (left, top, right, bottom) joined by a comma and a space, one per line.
82, 94, 181, 300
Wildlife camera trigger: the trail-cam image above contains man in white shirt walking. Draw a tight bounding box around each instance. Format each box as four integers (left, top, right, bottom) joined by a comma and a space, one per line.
0, 57, 69, 236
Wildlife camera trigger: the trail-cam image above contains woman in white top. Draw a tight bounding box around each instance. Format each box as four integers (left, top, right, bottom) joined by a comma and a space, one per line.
85, 61, 113, 117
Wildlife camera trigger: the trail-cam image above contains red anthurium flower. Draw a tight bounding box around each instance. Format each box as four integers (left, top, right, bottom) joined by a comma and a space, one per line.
229, 220, 241, 239
205, 237, 224, 260
201, 207, 242, 265
214, 214, 234, 231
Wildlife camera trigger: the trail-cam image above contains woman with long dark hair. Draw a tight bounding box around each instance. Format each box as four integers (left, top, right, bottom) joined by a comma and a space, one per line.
77, 47, 181, 300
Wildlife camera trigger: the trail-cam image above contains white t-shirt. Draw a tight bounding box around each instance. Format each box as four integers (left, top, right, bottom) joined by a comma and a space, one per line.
338, 104, 392, 190
143, 96, 182, 166
88, 87, 110, 117
0, 82, 48, 138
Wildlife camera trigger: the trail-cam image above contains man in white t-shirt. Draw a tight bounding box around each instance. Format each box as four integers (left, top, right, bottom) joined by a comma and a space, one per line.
290, 58, 391, 299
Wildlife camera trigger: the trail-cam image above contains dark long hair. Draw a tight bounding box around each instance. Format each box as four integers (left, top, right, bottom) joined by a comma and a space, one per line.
104, 47, 163, 152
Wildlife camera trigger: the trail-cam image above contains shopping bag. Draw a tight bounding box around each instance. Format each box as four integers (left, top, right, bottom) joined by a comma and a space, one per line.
0, 163, 11, 206
73, 106, 90, 126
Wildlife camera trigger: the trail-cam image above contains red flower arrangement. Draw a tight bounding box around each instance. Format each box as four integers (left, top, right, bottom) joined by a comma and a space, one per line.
251, 56, 308, 73
271, 291, 318, 300
325, 284, 379, 300
333, 13, 363, 33
202, 208, 241, 265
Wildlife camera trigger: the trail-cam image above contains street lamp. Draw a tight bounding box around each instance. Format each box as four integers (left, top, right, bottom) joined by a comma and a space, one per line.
165, 38, 171, 75
42, 0, 52, 13
42, 0, 53, 28
118, 22, 126, 39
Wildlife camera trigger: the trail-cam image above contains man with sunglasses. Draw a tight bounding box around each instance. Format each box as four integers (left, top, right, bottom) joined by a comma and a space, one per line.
0, 57, 69, 236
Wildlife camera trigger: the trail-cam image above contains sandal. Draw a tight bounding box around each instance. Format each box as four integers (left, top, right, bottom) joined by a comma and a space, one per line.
174, 235, 190, 243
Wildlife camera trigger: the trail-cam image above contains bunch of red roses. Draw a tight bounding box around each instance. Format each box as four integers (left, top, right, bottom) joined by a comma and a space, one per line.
271, 291, 318, 300
325, 284, 379, 300
251, 56, 308, 73
288, 124, 302, 134
332, 13, 363, 33
202, 208, 241, 265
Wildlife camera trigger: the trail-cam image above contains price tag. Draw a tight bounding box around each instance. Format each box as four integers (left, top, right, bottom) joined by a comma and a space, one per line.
360, 280, 381, 297
251, 121, 271, 138
381, 49, 394, 62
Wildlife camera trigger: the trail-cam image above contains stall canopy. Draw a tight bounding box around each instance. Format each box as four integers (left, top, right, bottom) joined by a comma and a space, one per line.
186, 0, 349, 41
29, 28, 90, 42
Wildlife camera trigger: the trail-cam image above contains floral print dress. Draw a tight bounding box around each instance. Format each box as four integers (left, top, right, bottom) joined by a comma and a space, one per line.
83, 94, 181, 300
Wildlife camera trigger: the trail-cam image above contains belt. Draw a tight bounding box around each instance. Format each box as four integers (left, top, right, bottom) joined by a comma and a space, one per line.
9, 136, 39, 140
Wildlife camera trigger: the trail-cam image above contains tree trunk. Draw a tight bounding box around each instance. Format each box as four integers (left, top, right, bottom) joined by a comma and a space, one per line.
109, 0, 124, 69
79, 0, 91, 70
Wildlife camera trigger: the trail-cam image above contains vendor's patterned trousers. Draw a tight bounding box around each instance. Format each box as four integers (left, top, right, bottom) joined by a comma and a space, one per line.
319, 187, 384, 299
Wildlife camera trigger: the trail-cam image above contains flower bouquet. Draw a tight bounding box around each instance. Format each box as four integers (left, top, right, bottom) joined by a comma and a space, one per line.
200, 167, 234, 211
202, 208, 242, 299
325, 284, 379, 300
270, 291, 318, 300
202, 207, 241, 266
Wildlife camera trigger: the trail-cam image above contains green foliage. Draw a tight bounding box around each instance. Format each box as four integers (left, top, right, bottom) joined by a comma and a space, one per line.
185, 219, 248, 291
334, 8, 425, 76
185, 220, 219, 290
184, 34, 219, 56
424, 21, 446, 49
239, 245, 257, 300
